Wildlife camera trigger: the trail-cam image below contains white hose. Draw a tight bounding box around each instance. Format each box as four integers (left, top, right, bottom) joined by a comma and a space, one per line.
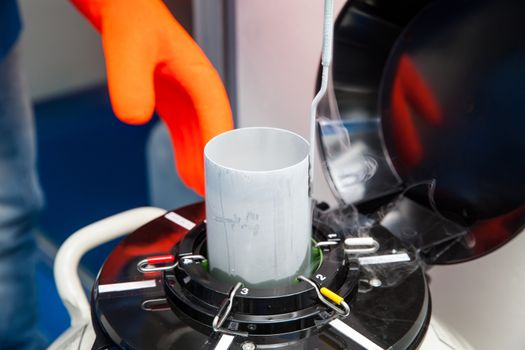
53, 207, 167, 326
309, 0, 335, 195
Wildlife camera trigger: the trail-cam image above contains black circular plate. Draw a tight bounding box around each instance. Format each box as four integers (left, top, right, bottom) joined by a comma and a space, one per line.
92, 202, 430, 349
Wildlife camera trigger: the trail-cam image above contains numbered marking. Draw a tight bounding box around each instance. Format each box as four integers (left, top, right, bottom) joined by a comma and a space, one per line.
240, 288, 249, 295
316, 274, 327, 282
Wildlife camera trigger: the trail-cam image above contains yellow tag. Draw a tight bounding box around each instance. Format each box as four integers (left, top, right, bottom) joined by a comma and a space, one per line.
320, 287, 344, 305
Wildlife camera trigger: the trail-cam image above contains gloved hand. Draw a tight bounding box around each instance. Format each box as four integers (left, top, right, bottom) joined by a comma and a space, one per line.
390, 54, 442, 168
71, 0, 233, 195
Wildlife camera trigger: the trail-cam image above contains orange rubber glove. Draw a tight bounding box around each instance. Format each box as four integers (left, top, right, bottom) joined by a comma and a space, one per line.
71, 0, 233, 195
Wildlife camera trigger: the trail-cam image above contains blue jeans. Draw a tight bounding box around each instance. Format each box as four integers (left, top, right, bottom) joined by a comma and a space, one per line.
0, 43, 44, 349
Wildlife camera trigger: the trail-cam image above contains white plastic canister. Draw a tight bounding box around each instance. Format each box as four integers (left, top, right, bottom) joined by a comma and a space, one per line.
204, 127, 311, 287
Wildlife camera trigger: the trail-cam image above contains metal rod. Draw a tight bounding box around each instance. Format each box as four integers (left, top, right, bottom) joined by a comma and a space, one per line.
309, 0, 335, 195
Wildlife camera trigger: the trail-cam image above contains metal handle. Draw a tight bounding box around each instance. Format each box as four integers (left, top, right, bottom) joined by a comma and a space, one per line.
344, 237, 380, 255
298, 276, 350, 317
212, 282, 248, 337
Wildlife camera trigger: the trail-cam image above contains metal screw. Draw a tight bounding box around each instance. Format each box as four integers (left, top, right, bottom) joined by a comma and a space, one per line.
369, 278, 382, 287
242, 341, 256, 350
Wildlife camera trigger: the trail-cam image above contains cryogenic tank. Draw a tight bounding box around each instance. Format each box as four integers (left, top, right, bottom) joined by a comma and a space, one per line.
50, 0, 525, 349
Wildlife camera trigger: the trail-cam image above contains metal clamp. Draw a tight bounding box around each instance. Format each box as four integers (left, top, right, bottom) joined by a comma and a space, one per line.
344, 237, 379, 255
298, 276, 350, 317
212, 282, 249, 337
137, 254, 206, 273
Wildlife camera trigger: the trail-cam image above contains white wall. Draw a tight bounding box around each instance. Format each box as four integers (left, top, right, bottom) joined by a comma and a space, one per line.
192, 0, 226, 80
427, 231, 525, 350
233, 0, 346, 205
18, 0, 106, 101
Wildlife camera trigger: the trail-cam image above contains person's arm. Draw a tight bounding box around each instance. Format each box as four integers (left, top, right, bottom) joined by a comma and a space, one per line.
71, 0, 233, 195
